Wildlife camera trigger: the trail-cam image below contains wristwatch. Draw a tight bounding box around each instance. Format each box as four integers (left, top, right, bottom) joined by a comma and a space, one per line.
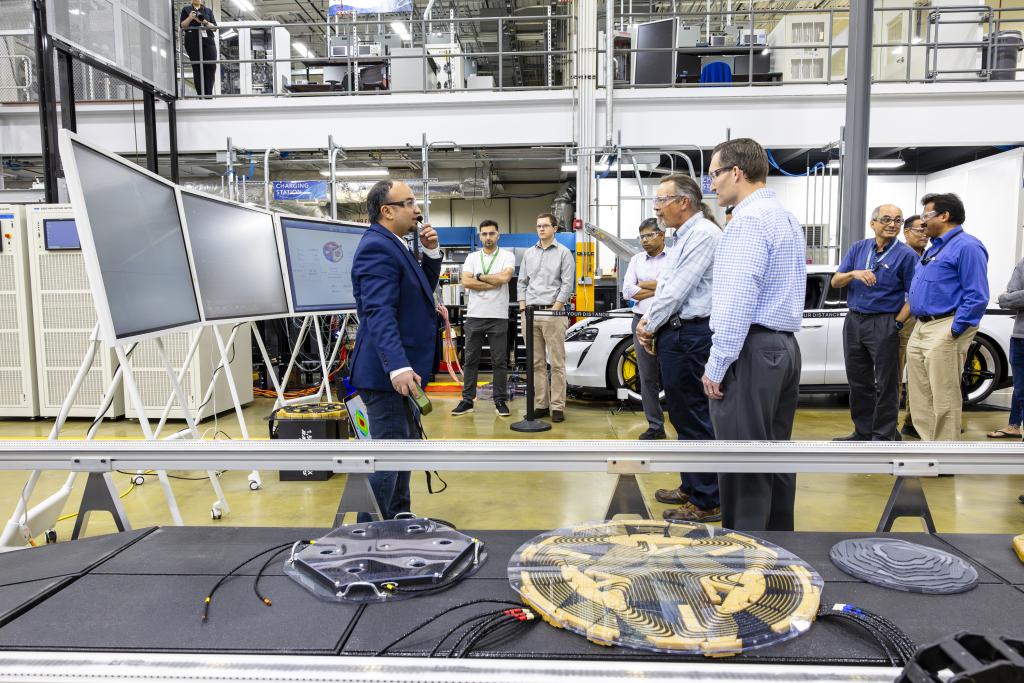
894, 319, 904, 330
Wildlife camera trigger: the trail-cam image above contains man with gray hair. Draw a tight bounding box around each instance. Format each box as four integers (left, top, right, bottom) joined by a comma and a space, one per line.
830, 204, 917, 441
636, 173, 721, 523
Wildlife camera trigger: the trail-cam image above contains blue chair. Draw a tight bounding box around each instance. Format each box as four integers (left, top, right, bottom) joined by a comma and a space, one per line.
700, 61, 732, 84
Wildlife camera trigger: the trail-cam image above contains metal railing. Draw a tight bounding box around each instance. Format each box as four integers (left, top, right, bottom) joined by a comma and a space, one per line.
605, 5, 1023, 89
176, 13, 575, 99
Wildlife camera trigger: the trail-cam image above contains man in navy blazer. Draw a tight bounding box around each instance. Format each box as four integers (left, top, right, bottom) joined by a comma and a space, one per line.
350, 180, 443, 520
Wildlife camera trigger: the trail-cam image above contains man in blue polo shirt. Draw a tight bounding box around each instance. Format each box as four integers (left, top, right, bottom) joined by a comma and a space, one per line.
831, 204, 917, 441
906, 193, 989, 441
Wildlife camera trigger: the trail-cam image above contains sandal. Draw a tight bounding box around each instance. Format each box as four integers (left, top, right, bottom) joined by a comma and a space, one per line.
986, 429, 1022, 439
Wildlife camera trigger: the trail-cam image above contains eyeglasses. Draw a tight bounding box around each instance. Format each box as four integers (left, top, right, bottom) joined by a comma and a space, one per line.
874, 216, 904, 226
652, 195, 684, 207
905, 227, 927, 235
708, 167, 733, 180
638, 232, 663, 242
383, 198, 417, 209
920, 210, 940, 220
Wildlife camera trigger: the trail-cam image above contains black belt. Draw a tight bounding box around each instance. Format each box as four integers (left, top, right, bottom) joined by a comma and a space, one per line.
525, 304, 555, 310
751, 324, 794, 336
917, 311, 955, 323
850, 310, 895, 317
666, 316, 710, 329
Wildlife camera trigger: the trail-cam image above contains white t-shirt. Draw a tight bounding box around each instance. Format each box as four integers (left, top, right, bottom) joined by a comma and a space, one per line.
463, 248, 516, 319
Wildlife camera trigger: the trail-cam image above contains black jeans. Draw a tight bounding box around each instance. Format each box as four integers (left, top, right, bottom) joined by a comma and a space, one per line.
356, 389, 420, 522
655, 318, 719, 510
461, 317, 509, 402
844, 311, 902, 440
710, 326, 801, 531
184, 37, 217, 96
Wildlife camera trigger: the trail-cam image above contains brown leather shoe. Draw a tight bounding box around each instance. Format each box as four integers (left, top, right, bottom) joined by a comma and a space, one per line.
654, 486, 690, 505
662, 502, 721, 523
552, 410, 564, 423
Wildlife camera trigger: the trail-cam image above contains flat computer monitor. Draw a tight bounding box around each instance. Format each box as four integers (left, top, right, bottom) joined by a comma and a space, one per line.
42, 218, 81, 250
180, 190, 290, 322
58, 131, 201, 345
633, 18, 677, 85
278, 216, 366, 313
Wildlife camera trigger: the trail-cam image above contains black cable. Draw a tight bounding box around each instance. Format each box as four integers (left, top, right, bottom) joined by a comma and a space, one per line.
202, 541, 312, 622
448, 613, 512, 657
117, 470, 224, 481
193, 323, 243, 416
253, 545, 301, 607
456, 613, 532, 658
87, 343, 138, 435
817, 604, 916, 667
392, 541, 480, 596
374, 599, 523, 656
427, 611, 500, 657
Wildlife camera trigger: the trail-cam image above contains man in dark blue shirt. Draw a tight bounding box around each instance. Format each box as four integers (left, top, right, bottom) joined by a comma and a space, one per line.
831, 204, 917, 441
906, 193, 989, 441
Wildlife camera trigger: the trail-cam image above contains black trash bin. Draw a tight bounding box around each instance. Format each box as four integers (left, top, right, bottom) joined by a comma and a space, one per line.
982, 30, 1023, 81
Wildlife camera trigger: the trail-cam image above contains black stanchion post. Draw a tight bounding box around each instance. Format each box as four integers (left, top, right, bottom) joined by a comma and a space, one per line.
510, 306, 551, 433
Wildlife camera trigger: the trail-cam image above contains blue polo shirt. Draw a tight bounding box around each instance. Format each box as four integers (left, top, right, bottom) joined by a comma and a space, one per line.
837, 238, 918, 314
908, 225, 989, 335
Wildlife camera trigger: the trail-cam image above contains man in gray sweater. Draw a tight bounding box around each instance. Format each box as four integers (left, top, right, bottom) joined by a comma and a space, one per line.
987, 256, 1024, 439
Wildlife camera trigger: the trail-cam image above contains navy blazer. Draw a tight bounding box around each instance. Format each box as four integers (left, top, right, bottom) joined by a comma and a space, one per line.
349, 223, 442, 392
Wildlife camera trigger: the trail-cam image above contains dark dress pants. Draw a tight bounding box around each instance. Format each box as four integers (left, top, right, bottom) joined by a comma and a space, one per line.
844, 312, 901, 440
655, 318, 719, 510
631, 314, 664, 432
356, 389, 420, 522
185, 37, 217, 96
461, 317, 509, 402
710, 326, 801, 531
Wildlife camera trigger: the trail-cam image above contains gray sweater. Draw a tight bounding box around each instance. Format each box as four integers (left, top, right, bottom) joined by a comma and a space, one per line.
997, 257, 1024, 338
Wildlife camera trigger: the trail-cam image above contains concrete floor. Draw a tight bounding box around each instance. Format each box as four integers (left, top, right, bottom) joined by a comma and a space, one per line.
1, 391, 1022, 544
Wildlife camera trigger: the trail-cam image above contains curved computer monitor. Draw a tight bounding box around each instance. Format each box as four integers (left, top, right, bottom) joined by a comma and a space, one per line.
179, 189, 290, 323
57, 130, 201, 346
277, 215, 368, 314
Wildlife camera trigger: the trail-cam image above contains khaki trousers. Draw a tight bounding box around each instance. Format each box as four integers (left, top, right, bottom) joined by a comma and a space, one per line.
906, 318, 977, 441
897, 317, 917, 428
532, 315, 569, 411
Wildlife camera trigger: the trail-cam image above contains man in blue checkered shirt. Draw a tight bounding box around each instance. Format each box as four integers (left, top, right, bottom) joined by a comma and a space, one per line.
701, 138, 806, 532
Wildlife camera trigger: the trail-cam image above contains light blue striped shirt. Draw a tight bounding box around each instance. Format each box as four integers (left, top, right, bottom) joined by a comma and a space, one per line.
706, 188, 806, 383
642, 213, 720, 333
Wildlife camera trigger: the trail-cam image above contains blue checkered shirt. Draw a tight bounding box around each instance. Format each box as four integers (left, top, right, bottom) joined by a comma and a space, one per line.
705, 188, 806, 382
642, 213, 720, 333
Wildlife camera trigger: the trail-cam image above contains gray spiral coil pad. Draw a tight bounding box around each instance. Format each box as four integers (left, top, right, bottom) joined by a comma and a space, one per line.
830, 538, 979, 594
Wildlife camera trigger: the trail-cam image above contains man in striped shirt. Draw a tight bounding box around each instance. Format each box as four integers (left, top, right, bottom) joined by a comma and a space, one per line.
702, 138, 806, 532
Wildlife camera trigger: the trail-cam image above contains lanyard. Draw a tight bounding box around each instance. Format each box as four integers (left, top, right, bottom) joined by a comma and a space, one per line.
921, 229, 962, 266
865, 239, 897, 271
480, 249, 500, 275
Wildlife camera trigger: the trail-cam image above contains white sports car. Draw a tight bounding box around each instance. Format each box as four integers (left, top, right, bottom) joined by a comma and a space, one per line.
566, 265, 1014, 406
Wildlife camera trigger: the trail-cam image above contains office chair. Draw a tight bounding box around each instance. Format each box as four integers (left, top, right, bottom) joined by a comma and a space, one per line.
699, 61, 732, 84
359, 65, 388, 91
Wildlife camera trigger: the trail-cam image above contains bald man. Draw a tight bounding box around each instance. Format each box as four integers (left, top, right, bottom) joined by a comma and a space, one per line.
831, 204, 918, 441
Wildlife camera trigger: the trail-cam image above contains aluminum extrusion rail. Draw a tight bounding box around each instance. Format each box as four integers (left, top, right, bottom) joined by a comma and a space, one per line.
0, 440, 1022, 476
0, 651, 901, 683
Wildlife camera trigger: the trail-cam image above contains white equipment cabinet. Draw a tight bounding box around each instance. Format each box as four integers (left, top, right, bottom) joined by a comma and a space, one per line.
27, 204, 123, 418
0, 204, 39, 417
123, 326, 254, 421
769, 13, 833, 82
218, 21, 292, 96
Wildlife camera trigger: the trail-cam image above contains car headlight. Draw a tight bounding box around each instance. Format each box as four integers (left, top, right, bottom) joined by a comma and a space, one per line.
566, 326, 599, 343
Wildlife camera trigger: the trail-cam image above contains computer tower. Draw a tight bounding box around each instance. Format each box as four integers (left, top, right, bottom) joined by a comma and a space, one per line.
27, 204, 123, 418
0, 204, 39, 417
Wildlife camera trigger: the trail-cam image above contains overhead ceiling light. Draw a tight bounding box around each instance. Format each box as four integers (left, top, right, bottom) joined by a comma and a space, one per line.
827, 159, 905, 170
293, 41, 311, 58
320, 168, 390, 178
220, 29, 238, 40
391, 21, 411, 42
231, 0, 254, 12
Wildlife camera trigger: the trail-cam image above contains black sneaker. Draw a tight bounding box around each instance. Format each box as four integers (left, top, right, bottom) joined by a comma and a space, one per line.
833, 432, 869, 441
495, 400, 510, 417
528, 408, 549, 419
639, 428, 667, 440
451, 399, 474, 416
552, 410, 565, 423
900, 423, 920, 439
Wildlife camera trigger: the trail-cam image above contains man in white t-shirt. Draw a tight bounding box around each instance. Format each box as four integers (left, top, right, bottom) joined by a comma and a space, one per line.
452, 220, 517, 417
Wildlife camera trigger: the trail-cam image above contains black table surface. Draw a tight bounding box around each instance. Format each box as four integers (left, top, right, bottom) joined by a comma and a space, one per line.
0, 527, 1020, 663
